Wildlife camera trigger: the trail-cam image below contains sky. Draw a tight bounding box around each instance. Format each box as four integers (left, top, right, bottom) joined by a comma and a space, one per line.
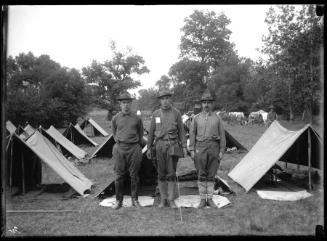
7, 5, 274, 96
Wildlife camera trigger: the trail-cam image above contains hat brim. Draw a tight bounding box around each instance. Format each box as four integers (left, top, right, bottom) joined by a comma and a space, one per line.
157, 94, 172, 98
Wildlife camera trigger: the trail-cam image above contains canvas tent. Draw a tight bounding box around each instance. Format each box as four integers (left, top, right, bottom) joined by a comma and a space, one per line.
80, 118, 109, 137
24, 124, 36, 136
6, 120, 17, 134
228, 121, 322, 192
225, 130, 248, 152
16, 125, 30, 139
63, 123, 98, 146
91, 134, 116, 159
6, 121, 29, 140
39, 126, 87, 160
6, 131, 93, 196
91, 135, 148, 159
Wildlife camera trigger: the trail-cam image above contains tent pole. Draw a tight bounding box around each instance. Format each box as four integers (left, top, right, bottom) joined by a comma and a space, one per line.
21, 151, 25, 194
308, 129, 312, 192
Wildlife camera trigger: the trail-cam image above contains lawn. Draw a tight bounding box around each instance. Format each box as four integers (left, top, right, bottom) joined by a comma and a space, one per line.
4, 108, 324, 236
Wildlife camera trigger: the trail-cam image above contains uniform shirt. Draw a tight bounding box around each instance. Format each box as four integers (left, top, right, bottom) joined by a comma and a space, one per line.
112, 112, 144, 144
189, 111, 226, 153
147, 106, 187, 148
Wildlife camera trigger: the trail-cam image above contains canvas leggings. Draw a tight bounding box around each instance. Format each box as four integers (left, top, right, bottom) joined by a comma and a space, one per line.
113, 143, 143, 201
194, 140, 220, 199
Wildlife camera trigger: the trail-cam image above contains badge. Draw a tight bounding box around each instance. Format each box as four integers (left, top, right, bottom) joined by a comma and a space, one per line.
155, 117, 161, 123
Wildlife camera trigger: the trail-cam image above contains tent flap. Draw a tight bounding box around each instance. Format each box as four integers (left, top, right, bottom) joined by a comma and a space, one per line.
228, 121, 322, 192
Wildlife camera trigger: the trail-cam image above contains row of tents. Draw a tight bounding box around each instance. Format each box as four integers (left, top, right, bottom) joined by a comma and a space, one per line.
5, 118, 110, 196
5, 116, 322, 200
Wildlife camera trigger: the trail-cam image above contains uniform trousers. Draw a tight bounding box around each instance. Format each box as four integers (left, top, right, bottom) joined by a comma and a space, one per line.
113, 142, 142, 201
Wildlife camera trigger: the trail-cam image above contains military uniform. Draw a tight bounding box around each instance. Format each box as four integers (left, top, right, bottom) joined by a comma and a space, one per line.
147, 90, 187, 208
112, 92, 144, 209
189, 89, 226, 208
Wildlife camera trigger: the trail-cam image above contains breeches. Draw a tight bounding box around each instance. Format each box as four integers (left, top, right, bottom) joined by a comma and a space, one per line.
113, 143, 143, 183
155, 139, 179, 182
194, 141, 220, 182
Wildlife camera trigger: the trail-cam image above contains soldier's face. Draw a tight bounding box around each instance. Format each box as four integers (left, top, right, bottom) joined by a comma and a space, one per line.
160, 96, 172, 109
202, 101, 213, 112
120, 100, 132, 113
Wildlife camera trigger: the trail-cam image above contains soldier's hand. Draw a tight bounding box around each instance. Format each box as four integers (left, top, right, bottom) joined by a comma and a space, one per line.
183, 148, 188, 157
190, 151, 195, 159
219, 151, 223, 160
146, 149, 152, 159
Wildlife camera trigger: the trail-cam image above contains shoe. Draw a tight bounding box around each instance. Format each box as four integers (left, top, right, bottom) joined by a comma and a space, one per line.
196, 199, 207, 209
158, 199, 167, 208
132, 199, 141, 208
112, 201, 122, 210
207, 198, 217, 208
168, 200, 178, 209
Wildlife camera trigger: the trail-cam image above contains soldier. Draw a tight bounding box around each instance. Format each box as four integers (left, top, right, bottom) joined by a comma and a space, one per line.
267, 105, 278, 127
111, 91, 144, 210
193, 103, 202, 116
189, 89, 226, 208
146, 89, 187, 208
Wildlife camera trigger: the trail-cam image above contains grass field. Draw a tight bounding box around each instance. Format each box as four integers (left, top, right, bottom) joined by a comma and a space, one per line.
4, 108, 324, 236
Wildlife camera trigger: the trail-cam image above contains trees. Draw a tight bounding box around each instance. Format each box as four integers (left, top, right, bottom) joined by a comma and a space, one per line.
82, 41, 149, 111
166, 10, 240, 112
6, 52, 91, 127
137, 88, 159, 111
261, 5, 323, 122
180, 10, 235, 68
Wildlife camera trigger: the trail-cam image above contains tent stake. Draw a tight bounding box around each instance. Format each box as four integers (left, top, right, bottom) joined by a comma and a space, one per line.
308, 129, 312, 192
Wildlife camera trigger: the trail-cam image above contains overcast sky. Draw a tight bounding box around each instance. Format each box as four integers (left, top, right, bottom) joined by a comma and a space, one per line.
8, 5, 275, 96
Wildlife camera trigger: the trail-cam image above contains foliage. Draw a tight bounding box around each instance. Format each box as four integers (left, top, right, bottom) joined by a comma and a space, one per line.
261, 5, 323, 121
82, 41, 149, 111
6, 52, 91, 128
180, 9, 235, 68
137, 88, 159, 111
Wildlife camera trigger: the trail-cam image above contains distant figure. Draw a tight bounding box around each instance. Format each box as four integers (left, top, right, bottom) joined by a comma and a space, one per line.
267, 105, 277, 127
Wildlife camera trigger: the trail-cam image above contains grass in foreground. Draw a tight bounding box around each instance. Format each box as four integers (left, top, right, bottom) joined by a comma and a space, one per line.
4, 110, 323, 236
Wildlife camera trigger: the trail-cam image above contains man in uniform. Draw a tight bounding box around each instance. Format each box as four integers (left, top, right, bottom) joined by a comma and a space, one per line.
146, 89, 187, 208
267, 105, 278, 127
189, 89, 226, 208
111, 91, 144, 210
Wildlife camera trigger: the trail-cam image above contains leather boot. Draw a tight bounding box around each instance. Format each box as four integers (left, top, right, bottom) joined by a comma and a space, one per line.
131, 178, 140, 207
196, 199, 207, 209
168, 181, 178, 209
158, 181, 168, 208
113, 179, 124, 210
132, 198, 141, 208
112, 200, 123, 210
